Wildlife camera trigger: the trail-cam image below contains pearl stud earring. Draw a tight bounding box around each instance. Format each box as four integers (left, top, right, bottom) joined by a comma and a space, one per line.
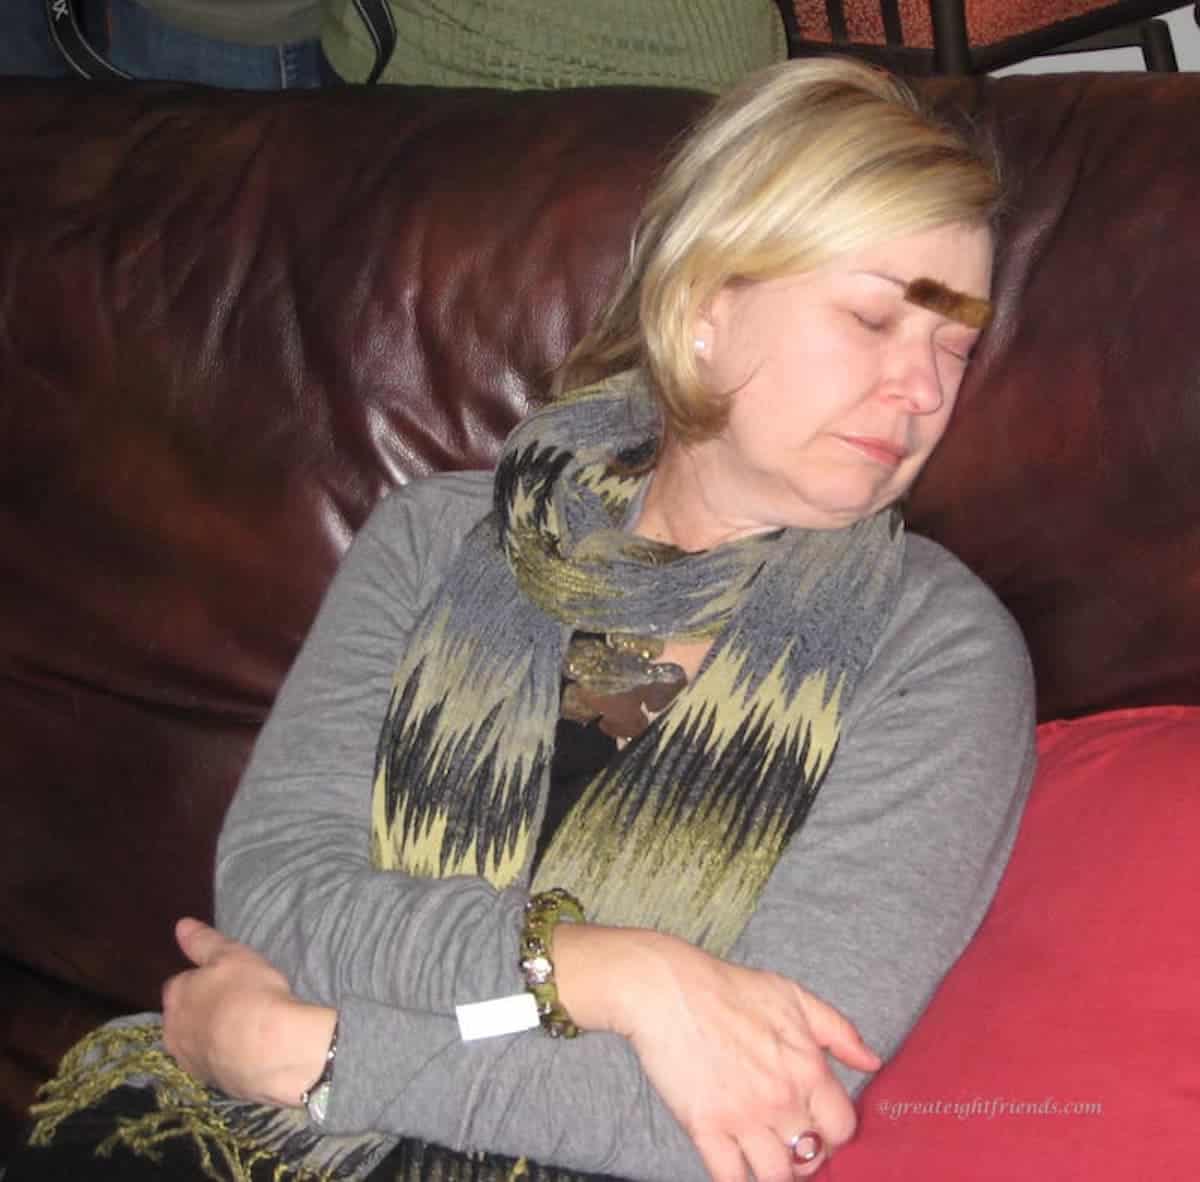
694, 337, 707, 353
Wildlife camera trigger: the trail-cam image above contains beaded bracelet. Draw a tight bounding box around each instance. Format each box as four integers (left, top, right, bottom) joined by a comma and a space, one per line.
519, 888, 585, 1038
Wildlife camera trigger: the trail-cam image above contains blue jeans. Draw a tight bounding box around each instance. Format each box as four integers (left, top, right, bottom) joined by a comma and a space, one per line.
0, 0, 84, 76
0, 0, 321, 88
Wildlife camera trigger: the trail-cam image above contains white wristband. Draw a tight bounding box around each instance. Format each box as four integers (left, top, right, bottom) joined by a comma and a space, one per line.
456, 992, 541, 1041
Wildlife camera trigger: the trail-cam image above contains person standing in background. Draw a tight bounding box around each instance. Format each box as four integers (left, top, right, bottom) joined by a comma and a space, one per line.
1, 0, 322, 88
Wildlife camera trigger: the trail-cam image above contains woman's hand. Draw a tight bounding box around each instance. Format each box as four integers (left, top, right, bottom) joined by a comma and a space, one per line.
161, 917, 336, 1108
555, 925, 878, 1182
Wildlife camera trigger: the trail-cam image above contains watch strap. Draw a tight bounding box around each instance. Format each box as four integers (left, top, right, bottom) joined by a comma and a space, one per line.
300, 1018, 339, 1125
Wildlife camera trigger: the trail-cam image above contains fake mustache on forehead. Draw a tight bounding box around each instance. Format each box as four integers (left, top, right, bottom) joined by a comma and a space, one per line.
904, 277, 993, 330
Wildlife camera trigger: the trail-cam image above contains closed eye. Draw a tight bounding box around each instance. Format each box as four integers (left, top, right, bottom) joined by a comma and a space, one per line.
852, 311, 890, 333
937, 334, 979, 363
930, 310, 981, 358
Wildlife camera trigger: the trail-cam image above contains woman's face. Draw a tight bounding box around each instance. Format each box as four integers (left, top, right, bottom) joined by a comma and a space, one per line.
691, 221, 994, 534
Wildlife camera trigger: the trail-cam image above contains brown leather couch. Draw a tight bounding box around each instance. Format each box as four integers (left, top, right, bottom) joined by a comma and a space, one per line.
3, 72, 1199, 1168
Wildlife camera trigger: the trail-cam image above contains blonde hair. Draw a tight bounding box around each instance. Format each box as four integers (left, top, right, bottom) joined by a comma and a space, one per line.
555, 58, 1001, 443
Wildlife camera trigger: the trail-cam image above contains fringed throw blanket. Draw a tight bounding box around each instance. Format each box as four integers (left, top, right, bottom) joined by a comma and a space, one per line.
24, 374, 904, 1182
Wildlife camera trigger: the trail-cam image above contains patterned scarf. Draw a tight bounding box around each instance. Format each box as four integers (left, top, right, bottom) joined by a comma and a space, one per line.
373, 373, 904, 957
27, 374, 904, 1182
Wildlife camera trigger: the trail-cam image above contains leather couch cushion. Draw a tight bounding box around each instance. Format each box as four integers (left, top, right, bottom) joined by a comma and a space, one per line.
0, 80, 705, 1009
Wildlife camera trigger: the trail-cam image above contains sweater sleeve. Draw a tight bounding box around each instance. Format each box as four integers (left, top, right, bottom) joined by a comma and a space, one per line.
217, 502, 1035, 1181
215, 471, 535, 1016
727, 535, 1038, 1096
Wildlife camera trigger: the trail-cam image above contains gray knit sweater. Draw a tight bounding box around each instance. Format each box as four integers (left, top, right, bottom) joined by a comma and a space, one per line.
215, 470, 1036, 1182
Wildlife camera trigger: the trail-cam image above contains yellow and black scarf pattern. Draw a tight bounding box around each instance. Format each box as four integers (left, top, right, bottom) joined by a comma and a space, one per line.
373, 374, 904, 956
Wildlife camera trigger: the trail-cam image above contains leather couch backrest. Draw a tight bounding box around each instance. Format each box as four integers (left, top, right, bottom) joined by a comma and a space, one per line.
2, 74, 1198, 1006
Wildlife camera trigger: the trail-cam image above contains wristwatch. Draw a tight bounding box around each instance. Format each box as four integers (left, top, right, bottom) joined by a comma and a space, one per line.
300, 1019, 339, 1126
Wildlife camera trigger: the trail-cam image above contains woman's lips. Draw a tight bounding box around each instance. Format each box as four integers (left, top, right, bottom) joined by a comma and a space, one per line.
835, 434, 908, 467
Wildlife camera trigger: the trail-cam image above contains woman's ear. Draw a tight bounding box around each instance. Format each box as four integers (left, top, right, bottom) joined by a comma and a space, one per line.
692, 286, 732, 361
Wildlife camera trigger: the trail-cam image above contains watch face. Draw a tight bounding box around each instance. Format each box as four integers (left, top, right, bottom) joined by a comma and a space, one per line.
306, 1080, 332, 1126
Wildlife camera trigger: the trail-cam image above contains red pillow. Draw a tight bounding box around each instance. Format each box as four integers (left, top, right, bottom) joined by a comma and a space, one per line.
828, 706, 1200, 1182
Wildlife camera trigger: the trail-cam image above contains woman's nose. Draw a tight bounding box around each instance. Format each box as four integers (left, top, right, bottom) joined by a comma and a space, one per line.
884, 339, 945, 414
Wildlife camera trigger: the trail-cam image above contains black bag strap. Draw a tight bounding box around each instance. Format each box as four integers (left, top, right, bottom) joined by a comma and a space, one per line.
351, 0, 397, 84
45, 0, 132, 80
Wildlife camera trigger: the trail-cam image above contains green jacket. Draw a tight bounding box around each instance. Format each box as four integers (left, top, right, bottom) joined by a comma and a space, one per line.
321, 0, 788, 92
